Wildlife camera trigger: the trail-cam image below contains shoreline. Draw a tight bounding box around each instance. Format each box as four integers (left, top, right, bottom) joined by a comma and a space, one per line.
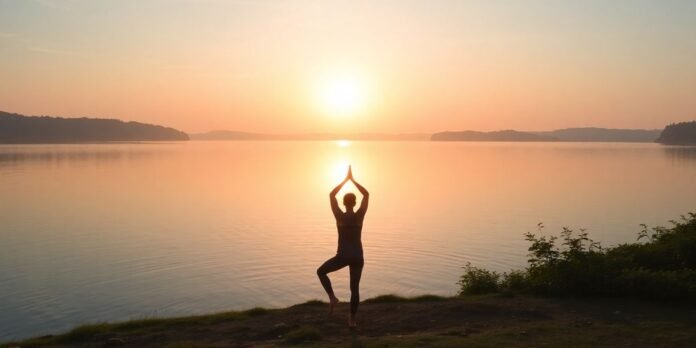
4, 294, 695, 347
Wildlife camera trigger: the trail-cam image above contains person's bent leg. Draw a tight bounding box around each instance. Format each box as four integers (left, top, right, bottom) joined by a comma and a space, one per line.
348, 259, 364, 326
317, 256, 348, 315
317, 255, 347, 296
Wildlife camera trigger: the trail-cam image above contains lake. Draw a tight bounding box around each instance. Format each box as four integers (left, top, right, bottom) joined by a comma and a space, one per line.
1, 141, 695, 341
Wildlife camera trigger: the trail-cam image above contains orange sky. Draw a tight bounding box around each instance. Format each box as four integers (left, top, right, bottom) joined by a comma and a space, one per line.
1, 0, 695, 133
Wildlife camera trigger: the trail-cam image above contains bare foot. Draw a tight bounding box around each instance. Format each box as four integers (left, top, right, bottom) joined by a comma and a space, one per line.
348, 314, 357, 328
328, 296, 339, 316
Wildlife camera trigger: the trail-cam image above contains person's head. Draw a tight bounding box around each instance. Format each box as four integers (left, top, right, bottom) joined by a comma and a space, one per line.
343, 193, 356, 209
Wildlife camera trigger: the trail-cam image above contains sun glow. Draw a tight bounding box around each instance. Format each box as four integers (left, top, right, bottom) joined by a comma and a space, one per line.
315, 71, 369, 117
328, 159, 351, 184
327, 159, 357, 195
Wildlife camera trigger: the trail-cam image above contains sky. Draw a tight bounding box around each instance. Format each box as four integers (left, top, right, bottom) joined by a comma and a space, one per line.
1, 0, 695, 134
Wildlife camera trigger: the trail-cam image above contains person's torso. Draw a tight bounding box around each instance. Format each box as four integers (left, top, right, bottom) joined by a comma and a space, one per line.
336, 212, 364, 258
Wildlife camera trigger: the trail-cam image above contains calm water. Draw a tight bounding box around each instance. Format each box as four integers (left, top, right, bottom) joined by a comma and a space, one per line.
1, 141, 695, 340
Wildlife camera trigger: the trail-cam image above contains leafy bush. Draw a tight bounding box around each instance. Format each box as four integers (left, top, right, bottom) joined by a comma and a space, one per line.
458, 262, 500, 295
616, 268, 696, 301
459, 213, 696, 301
500, 270, 528, 292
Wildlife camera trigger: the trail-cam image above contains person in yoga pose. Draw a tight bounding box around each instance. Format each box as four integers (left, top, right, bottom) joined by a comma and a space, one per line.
317, 165, 369, 328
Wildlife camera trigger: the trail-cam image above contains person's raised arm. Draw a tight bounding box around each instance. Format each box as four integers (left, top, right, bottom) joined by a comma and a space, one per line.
349, 167, 369, 215
330, 172, 349, 218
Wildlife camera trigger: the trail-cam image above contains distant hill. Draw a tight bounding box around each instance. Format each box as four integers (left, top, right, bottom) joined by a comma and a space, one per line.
190, 130, 262, 140
190, 131, 430, 141
431, 128, 662, 142
655, 121, 696, 145
0, 111, 189, 143
535, 128, 661, 142
431, 130, 557, 142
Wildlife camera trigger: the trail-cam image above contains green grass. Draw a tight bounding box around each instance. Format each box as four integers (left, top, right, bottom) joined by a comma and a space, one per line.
363, 294, 448, 304
289, 299, 325, 308
56, 323, 111, 343
9, 307, 270, 346
284, 326, 322, 345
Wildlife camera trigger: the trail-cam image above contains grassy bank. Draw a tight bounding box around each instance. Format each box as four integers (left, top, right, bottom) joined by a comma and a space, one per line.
4, 294, 696, 347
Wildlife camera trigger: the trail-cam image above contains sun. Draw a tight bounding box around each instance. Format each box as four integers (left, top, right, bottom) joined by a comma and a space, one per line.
315, 72, 369, 117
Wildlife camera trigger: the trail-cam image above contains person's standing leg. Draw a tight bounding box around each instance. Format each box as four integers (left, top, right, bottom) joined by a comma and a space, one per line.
317, 255, 348, 315
348, 258, 364, 327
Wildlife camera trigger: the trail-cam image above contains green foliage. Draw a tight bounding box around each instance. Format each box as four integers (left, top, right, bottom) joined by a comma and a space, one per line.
459, 213, 696, 301
616, 268, 696, 301
458, 262, 500, 295
500, 270, 528, 292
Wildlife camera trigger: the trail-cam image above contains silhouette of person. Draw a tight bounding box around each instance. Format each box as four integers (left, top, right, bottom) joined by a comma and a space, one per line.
317, 165, 369, 328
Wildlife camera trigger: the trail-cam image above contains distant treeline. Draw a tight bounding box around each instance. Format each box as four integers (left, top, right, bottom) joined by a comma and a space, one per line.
431, 130, 557, 142
655, 121, 696, 145
194, 128, 665, 143
3, 109, 693, 145
190, 130, 430, 141
0, 111, 189, 143
432, 127, 662, 143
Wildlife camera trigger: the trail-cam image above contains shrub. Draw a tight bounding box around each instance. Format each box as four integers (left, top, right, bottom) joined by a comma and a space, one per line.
616, 268, 696, 301
459, 212, 696, 301
500, 270, 528, 292
458, 262, 500, 295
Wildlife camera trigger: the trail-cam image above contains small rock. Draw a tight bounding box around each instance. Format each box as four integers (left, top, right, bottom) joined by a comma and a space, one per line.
519, 331, 528, 336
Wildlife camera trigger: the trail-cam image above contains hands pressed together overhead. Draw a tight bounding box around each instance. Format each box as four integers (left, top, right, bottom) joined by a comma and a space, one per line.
333, 165, 368, 195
